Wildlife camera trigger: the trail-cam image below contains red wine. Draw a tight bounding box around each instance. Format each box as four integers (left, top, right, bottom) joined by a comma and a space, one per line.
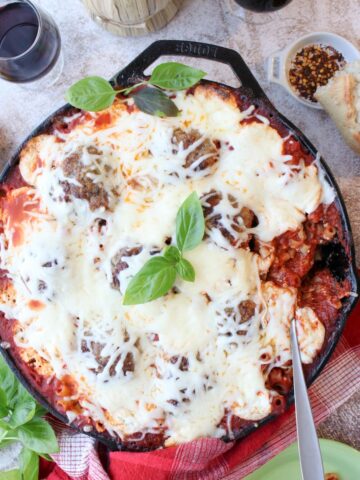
234, 0, 293, 12
0, 2, 38, 58
0, 2, 61, 83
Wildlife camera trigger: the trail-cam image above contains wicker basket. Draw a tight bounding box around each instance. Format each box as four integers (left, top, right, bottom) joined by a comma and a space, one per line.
82, 0, 183, 37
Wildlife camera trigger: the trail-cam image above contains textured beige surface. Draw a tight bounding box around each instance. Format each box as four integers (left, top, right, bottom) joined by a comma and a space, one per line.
318, 390, 360, 450
0, 0, 358, 467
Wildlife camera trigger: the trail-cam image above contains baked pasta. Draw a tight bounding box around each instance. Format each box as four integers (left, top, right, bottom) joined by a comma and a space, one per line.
0, 82, 353, 449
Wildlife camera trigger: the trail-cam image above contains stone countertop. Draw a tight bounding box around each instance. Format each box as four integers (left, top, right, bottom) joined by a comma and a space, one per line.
0, 0, 359, 468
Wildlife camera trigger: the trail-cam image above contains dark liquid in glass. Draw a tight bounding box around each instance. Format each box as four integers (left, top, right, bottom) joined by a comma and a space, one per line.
234, 0, 293, 12
0, 2, 61, 83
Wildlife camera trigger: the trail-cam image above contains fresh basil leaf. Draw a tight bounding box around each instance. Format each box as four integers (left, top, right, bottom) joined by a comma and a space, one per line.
149, 62, 206, 91
132, 86, 180, 117
17, 418, 59, 454
0, 388, 8, 418
0, 470, 21, 480
176, 192, 205, 253
176, 258, 195, 282
0, 426, 8, 442
34, 404, 47, 418
163, 246, 181, 264
0, 419, 10, 430
0, 387, 7, 406
154, 110, 166, 118
19, 447, 39, 480
0, 355, 8, 377
65, 76, 116, 112
0, 357, 17, 407
0, 438, 15, 449
9, 386, 36, 428
123, 257, 176, 305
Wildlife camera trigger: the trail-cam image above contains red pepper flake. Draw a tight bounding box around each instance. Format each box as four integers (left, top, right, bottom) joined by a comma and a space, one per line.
288, 44, 345, 102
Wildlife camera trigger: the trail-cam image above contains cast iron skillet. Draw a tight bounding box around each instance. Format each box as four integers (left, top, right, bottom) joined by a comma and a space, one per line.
0, 40, 358, 451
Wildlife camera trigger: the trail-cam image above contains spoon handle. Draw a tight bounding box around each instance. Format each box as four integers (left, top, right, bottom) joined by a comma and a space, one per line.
290, 319, 324, 480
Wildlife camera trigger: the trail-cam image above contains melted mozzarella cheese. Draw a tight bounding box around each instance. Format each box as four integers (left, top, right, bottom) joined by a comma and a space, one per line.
261, 281, 297, 366
0, 86, 332, 445
261, 283, 324, 367
295, 307, 325, 364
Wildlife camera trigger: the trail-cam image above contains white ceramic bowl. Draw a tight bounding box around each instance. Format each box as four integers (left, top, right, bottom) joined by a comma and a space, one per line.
267, 32, 360, 109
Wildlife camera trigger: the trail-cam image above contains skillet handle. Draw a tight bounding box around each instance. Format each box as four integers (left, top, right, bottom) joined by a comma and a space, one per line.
114, 40, 267, 100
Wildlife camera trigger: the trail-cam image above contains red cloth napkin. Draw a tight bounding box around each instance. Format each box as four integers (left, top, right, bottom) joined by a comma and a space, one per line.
41, 298, 360, 480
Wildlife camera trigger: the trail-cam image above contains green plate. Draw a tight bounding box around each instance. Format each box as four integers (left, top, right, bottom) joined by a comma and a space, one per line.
245, 439, 360, 480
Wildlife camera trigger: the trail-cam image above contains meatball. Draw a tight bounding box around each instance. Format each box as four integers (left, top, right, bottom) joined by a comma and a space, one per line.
171, 128, 219, 172
61, 152, 109, 210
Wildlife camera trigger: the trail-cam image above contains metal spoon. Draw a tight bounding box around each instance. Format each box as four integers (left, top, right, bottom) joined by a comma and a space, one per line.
290, 318, 324, 480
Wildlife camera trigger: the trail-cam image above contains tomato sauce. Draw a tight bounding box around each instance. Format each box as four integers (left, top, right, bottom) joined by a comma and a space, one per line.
94, 112, 112, 129
1, 187, 40, 247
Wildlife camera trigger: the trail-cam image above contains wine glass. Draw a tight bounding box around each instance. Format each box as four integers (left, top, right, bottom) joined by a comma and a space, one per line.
0, 0, 63, 87
228, 0, 294, 25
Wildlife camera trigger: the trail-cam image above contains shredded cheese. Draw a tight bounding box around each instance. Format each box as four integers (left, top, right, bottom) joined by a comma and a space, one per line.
0, 85, 333, 445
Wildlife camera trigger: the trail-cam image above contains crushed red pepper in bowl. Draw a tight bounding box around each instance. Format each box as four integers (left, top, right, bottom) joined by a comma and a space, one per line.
288, 44, 345, 103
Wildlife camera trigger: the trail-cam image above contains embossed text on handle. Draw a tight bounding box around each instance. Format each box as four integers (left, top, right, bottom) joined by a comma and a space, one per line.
175, 42, 218, 58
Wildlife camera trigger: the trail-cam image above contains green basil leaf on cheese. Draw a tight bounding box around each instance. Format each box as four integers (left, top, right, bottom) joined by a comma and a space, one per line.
176, 258, 195, 282
123, 257, 176, 305
163, 245, 181, 264
176, 192, 205, 253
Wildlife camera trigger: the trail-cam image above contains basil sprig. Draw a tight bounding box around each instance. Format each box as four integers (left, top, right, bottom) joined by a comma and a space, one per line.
66, 62, 206, 116
123, 192, 205, 305
0, 356, 59, 480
